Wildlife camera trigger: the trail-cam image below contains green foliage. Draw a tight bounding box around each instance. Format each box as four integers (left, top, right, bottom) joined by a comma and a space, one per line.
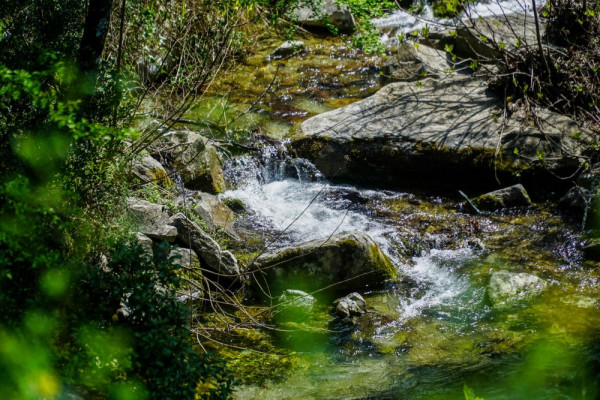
463, 384, 484, 400
432, 0, 465, 18
339, 0, 397, 54
491, 0, 600, 132
0, 1, 237, 398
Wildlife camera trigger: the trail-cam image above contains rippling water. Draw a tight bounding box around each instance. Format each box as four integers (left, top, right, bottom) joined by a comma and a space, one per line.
222, 148, 600, 399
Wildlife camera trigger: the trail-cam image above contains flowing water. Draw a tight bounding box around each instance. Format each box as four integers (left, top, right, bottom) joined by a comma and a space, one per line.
221, 148, 600, 399
179, 3, 600, 398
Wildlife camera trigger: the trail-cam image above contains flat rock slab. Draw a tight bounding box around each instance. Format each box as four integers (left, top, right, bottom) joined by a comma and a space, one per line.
291, 75, 592, 194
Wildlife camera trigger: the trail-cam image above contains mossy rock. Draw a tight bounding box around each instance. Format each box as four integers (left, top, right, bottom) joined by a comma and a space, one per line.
254, 232, 400, 299
157, 131, 226, 194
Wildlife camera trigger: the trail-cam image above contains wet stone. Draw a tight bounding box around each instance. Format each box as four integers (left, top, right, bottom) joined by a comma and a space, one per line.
276, 289, 316, 322
334, 292, 367, 319
487, 270, 547, 307
269, 41, 306, 60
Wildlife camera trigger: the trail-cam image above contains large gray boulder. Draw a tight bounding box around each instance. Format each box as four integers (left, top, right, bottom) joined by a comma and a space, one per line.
135, 232, 155, 259
291, 75, 592, 194
169, 247, 204, 305
292, 0, 355, 33
456, 13, 541, 60
254, 232, 398, 295
382, 43, 453, 83
169, 213, 240, 278
487, 270, 546, 307
157, 131, 226, 194
126, 198, 178, 242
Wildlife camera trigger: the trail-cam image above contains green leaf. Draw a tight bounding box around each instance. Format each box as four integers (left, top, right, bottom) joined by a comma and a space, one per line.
464, 384, 484, 400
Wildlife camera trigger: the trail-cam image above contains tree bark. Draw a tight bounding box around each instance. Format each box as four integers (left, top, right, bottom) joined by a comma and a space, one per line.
78, 0, 114, 73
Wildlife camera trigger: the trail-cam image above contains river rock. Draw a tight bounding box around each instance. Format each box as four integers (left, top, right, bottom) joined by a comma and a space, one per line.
456, 13, 541, 59
382, 43, 453, 83
276, 289, 316, 322
169, 247, 204, 304
334, 292, 367, 319
487, 270, 546, 307
291, 0, 355, 33
472, 184, 531, 211
270, 41, 305, 60
135, 232, 155, 259
254, 232, 398, 295
127, 198, 178, 242
169, 247, 201, 269
156, 130, 226, 194
291, 75, 592, 195
168, 213, 240, 278
175, 191, 238, 239
559, 186, 589, 217
131, 154, 172, 186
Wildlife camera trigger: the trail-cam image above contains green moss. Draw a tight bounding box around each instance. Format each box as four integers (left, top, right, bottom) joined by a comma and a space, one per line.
148, 168, 175, 189
472, 193, 503, 211
222, 197, 246, 214
369, 243, 398, 282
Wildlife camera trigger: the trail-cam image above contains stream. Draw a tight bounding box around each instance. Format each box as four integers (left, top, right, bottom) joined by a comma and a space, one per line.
181, 2, 600, 398
221, 146, 600, 399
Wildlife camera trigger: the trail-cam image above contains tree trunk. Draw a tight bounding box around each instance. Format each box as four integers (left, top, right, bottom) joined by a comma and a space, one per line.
78, 0, 114, 73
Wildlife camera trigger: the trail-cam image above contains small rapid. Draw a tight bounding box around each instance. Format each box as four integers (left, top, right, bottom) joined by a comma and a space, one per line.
223, 147, 478, 322
224, 148, 600, 400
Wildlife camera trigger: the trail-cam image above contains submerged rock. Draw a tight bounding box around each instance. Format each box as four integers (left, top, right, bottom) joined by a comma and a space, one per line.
291, 0, 355, 33
334, 292, 367, 319
270, 41, 305, 60
127, 198, 178, 242
169, 213, 240, 278
276, 289, 316, 322
156, 131, 226, 193
291, 75, 592, 195
487, 270, 546, 307
254, 232, 399, 295
472, 184, 531, 211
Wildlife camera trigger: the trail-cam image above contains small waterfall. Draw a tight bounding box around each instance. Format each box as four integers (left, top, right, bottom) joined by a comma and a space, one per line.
222, 148, 482, 321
